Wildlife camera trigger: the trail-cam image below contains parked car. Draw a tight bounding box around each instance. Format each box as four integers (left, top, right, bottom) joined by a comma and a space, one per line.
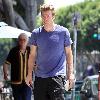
65, 80, 83, 100
80, 75, 98, 100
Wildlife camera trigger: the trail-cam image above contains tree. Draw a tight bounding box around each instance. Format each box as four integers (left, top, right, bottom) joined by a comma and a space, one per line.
0, 0, 44, 31
55, 0, 100, 52
54, 0, 100, 79
0, 0, 44, 65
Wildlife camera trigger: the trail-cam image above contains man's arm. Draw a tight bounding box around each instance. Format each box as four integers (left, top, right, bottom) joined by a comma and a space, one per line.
65, 45, 74, 79
65, 45, 74, 88
25, 45, 37, 85
3, 63, 9, 80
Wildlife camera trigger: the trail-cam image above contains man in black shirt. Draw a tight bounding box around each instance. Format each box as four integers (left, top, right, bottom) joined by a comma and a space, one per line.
3, 33, 32, 100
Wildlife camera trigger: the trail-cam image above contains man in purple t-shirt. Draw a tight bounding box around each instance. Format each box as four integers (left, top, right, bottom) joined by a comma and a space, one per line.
26, 4, 74, 100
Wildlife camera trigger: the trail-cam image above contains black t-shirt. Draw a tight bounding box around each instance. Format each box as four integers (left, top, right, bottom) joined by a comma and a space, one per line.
6, 46, 30, 84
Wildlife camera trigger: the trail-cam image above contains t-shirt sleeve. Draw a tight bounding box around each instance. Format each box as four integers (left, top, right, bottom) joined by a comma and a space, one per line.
64, 28, 73, 47
29, 30, 37, 46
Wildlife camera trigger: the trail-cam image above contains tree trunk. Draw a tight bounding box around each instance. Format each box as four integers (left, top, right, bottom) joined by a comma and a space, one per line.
20, 0, 26, 8
2, 0, 15, 26
25, 0, 37, 31
14, 11, 29, 31
36, 0, 44, 14
0, 0, 44, 31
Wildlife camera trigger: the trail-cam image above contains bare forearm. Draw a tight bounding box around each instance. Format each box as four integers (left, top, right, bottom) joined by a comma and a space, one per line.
3, 63, 8, 75
28, 55, 34, 75
66, 47, 74, 79
28, 45, 37, 75
67, 64, 74, 79
3, 63, 9, 80
65, 46, 74, 89
67, 53, 73, 75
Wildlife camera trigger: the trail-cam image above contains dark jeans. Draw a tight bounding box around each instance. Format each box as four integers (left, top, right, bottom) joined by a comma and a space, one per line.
34, 75, 65, 100
11, 83, 32, 100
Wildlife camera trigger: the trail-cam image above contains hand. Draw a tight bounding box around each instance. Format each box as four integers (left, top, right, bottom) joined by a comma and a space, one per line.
64, 80, 70, 91
67, 73, 75, 89
25, 74, 33, 87
69, 79, 74, 89
4, 73, 8, 80
65, 79, 75, 91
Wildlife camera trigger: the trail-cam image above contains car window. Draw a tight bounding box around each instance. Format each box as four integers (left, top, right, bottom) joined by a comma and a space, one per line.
91, 78, 98, 95
82, 79, 91, 90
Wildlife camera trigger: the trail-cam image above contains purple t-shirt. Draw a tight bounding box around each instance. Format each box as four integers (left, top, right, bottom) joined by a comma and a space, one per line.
29, 25, 72, 78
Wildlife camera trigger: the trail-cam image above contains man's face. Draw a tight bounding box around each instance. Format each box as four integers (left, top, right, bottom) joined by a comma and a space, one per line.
18, 36, 28, 48
41, 10, 54, 25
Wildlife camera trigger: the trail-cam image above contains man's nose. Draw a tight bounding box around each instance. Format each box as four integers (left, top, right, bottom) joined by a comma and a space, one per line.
43, 15, 50, 19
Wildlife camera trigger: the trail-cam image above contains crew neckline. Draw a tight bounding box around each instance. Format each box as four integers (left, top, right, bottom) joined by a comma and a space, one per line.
43, 24, 57, 32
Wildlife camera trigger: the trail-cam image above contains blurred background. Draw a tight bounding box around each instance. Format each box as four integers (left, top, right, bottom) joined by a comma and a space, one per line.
0, 0, 100, 80
0, 0, 100, 99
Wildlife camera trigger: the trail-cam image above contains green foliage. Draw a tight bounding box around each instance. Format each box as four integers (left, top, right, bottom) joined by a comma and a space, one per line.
36, 15, 42, 28
0, 39, 14, 66
55, 0, 100, 52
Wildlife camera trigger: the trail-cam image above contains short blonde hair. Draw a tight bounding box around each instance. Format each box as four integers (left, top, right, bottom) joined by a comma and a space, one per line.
40, 4, 55, 16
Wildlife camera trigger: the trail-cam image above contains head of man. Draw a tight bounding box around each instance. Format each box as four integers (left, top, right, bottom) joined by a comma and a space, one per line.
40, 4, 55, 25
18, 33, 28, 49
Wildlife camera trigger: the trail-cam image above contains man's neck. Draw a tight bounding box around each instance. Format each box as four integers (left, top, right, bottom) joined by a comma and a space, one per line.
43, 23, 56, 32
20, 47, 26, 53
